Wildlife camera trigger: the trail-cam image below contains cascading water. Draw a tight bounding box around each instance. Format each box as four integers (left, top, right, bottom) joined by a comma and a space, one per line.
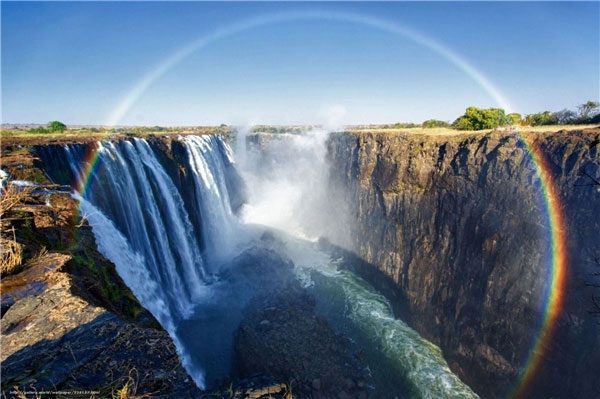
44, 131, 478, 397
79, 139, 205, 318
54, 135, 242, 388
182, 135, 238, 264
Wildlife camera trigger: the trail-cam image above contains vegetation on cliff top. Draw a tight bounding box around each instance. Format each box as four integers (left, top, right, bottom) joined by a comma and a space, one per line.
1, 101, 598, 141
367, 101, 599, 132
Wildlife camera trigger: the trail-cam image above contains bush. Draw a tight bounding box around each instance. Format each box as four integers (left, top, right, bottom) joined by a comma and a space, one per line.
507, 113, 522, 125
452, 107, 511, 130
48, 120, 67, 132
422, 119, 450, 128
391, 122, 419, 129
524, 111, 558, 126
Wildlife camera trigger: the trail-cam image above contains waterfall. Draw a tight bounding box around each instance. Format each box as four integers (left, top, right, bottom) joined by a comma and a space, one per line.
53, 135, 240, 389
74, 193, 205, 388
60, 137, 240, 311
182, 135, 239, 264
42, 132, 480, 395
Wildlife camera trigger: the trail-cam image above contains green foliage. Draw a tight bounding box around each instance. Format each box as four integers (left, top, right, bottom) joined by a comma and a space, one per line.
524, 111, 558, 126
452, 107, 511, 130
507, 113, 522, 125
391, 122, 420, 129
48, 120, 67, 132
422, 119, 450, 128
522, 101, 599, 126
27, 127, 50, 134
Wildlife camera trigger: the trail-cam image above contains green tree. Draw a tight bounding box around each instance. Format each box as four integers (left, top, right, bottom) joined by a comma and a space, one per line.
452, 107, 511, 130
422, 119, 450, 128
48, 121, 67, 132
577, 101, 600, 122
507, 113, 522, 125
524, 111, 557, 126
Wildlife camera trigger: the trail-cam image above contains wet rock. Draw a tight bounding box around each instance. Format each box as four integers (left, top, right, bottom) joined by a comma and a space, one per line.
235, 284, 370, 398
311, 378, 321, 390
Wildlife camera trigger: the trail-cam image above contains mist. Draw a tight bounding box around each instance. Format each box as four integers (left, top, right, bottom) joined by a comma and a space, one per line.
234, 128, 352, 248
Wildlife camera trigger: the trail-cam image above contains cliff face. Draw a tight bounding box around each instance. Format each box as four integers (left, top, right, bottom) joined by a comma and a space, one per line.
327, 128, 600, 398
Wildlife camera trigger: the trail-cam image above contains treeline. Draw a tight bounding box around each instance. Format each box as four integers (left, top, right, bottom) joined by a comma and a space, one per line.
25, 121, 67, 134
387, 100, 600, 131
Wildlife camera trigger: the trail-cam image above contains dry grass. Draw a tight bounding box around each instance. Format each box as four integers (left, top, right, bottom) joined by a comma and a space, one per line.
0, 235, 23, 276
0, 183, 33, 276
0, 183, 32, 218
0, 126, 227, 141
349, 124, 599, 136
512, 124, 599, 133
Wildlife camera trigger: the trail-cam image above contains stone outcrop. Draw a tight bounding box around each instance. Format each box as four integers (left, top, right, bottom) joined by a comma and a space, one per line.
326, 128, 600, 398
235, 285, 370, 399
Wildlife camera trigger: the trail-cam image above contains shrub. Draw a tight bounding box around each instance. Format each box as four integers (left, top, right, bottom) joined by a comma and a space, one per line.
507, 113, 522, 125
48, 120, 67, 132
422, 119, 450, 128
524, 111, 558, 126
452, 107, 511, 130
391, 122, 420, 129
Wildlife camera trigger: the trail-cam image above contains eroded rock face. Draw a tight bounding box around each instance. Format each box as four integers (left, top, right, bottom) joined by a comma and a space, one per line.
326, 128, 600, 398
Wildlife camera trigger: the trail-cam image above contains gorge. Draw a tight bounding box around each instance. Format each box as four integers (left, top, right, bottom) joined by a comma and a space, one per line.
1, 127, 599, 398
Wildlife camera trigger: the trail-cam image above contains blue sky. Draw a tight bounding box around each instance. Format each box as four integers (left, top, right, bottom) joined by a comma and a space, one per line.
2, 1, 599, 125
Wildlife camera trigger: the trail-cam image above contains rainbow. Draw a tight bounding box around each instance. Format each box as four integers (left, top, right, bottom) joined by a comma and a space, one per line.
509, 131, 568, 399
73, 141, 103, 197
72, 11, 568, 399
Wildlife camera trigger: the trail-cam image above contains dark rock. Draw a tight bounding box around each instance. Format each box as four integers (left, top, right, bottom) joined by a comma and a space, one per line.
312, 378, 321, 390
235, 284, 370, 398
326, 128, 600, 398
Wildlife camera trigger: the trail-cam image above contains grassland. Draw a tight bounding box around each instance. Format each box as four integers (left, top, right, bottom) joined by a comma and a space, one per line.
348, 124, 599, 136
0, 125, 231, 145
1, 124, 598, 146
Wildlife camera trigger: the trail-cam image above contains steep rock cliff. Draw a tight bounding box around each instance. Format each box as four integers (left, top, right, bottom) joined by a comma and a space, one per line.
327, 128, 600, 398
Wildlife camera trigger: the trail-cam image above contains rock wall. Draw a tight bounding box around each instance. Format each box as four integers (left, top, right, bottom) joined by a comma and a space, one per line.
326, 128, 600, 398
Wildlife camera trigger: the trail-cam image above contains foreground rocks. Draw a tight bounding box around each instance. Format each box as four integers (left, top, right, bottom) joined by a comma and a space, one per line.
0, 185, 196, 397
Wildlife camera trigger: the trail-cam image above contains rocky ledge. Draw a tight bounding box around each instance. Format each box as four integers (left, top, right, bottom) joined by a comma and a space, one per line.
0, 147, 199, 397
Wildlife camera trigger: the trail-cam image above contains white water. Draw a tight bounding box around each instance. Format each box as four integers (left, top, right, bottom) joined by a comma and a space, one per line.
238, 129, 349, 243
74, 193, 206, 388
181, 135, 239, 264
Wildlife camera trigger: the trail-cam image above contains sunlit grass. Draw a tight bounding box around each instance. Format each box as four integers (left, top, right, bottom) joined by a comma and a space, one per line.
1, 124, 597, 143
349, 124, 599, 136
0, 126, 229, 143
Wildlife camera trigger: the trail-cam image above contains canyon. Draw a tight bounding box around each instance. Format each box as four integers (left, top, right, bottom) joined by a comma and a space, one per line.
1, 127, 599, 398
